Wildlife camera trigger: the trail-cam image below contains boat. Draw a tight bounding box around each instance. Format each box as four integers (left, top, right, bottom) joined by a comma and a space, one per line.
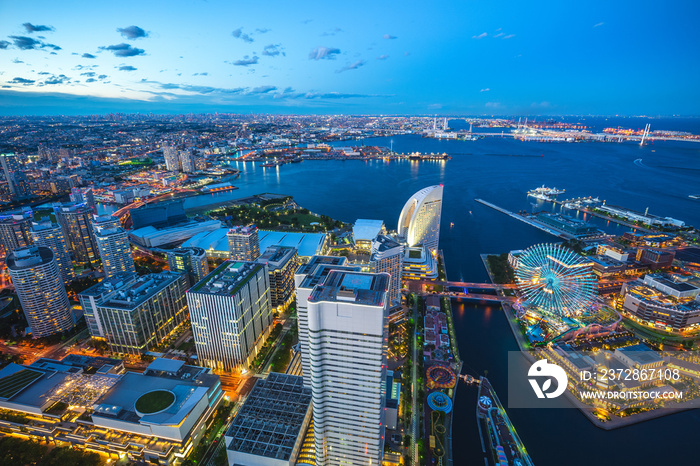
690, 194, 700, 200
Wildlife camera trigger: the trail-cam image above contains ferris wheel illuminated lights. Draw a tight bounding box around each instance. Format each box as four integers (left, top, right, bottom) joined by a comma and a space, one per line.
515, 243, 597, 317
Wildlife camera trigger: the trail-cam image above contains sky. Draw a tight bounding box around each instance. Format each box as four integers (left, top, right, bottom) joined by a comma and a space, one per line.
1, 0, 699, 116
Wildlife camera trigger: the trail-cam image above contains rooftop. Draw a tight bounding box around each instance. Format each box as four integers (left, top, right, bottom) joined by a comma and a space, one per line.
353, 219, 385, 241
296, 255, 347, 277
256, 245, 297, 271
189, 260, 262, 296
228, 225, 258, 235
98, 272, 182, 310
6, 246, 53, 270
645, 274, 699, 293
308, 270, 389, 307
184, 229, 326, 258
226, 373, 311, 461
615, 344, 664, 366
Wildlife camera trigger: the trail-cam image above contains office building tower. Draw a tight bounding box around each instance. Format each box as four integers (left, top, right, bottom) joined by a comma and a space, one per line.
179, 149, 196, 173
163, 143, 180, 171
7, 246, 74, 337
78, 272, 188, 354
370, 234, 405, 306
0, 153, 31, 199
228, 225, 260, 261
186, 261, 273, 371
92, 215, 135, 278
167, 247, 209, 288
0, 210, 33, 252
78, 272, 137, 338
31, 218, 75, 284
306, 270, 390, 466
55, 203, 100, 266
256, 246, 299, 312
69, 186, 96, 212
294, 256, 359, 386
397, 184, 443, 256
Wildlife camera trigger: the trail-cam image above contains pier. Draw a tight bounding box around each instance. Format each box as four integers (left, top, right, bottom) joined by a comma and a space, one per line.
474, 198, 572, 239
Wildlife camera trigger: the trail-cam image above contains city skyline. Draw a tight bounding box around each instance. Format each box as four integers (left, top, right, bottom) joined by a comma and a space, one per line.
1, 0, 699, 116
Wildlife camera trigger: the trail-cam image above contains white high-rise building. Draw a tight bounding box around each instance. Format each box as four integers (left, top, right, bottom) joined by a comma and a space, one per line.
306, 270, 390, 466
31, 219, 75, 284
397, 184, 443, 256
163, 143, 180, 171
92, 215, 135, 278
227, 225, 260, 261
7, 246, 74, 337
186, 261, 273, 371
370, 234, 404, 306
294, 256, 359, 386
179, 149, 196, 173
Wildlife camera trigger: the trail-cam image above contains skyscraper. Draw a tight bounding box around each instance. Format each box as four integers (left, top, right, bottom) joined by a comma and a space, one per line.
167, 247, 209, 287
397, 184, 443, 256
179, 149, 196, 173
0, 210, 33, 252
228, 225, 260, 261
163, 143, 180, 171
78, 272, 188, 354
306, 270, 390, 466
55, 203, 100, 266
69, 186, 96, 212
31, 218, 75, 284
7, 246, 74, 337
294, 255, 359, 387
0, 153, 31, 200
255, 245, 299, 312
370, 234, 405, 306
92, 215, 135, 278
186, 261, 273, 371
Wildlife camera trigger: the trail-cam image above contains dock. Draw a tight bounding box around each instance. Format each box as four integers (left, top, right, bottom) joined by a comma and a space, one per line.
474, 198, 571, 239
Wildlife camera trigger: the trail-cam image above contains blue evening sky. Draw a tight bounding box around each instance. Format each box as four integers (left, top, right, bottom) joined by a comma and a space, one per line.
1, 0, 698, 115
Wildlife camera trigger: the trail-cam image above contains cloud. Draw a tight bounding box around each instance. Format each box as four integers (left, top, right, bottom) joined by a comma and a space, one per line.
485, 102, 501, 108
22, 23, 54, 33
43, 43, 61, 50
9, 36, 42, 50
309, 46, 340, 60
0, 40, 9, 49
250, 85, 276, 94
322, 28, 343, 36
383, 34, 397, 40
593, 22, 605, 28
193, 72, 209, 76
336, 60, 365, 73
117, 25, 148, 39
141, 79, 247, 95
9, 77, 35, 84
43, 74, 69, 85
480, 88, 490, 92
531, 101, 551, 108
472, 32, 487, 39
98, 74, 107, 79
82, 53, 96, 59
85, 78, 97, 83
255, 28, 270, 34
81, 72, 96, 77
230, 55, 258, 66
12, 58, 24, 64
494, 33, 504, 38
119, 65, 137, 71
38, 71, 50, 75
262, 44, 284, 57
377, 54, 389, 60
232, 28, 253, 43
502, 34, 515, 39
100, 43, 145, 57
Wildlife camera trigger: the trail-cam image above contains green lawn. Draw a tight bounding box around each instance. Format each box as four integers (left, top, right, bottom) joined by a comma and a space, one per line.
135, 390, 175, 413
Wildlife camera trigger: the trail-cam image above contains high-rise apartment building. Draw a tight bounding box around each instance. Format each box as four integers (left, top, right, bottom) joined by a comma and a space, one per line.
69, 186, 96, 212
163, 143, 180, 171
228, 225, 260, 261
397, 184, 443, 256
7, 246, 74, 337
186, 261, 273, 371
179, 149, 196, 173
255, 245, 299, 312
370, 234, 405, 306
55, 203, 100, 266
0, 210, 33, 252
306, 270, 390, 466
92, 215, 135, 278
78, 272, 188, 354
31, 218, 75, 284
167, 247, 209, 288
0, 153, 31, 199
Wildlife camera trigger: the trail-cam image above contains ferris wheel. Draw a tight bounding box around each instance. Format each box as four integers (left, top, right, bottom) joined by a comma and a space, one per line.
515, 243, 597, 317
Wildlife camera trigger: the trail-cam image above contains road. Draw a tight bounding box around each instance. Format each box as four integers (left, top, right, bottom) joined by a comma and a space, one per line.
410, 298, 419, 466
